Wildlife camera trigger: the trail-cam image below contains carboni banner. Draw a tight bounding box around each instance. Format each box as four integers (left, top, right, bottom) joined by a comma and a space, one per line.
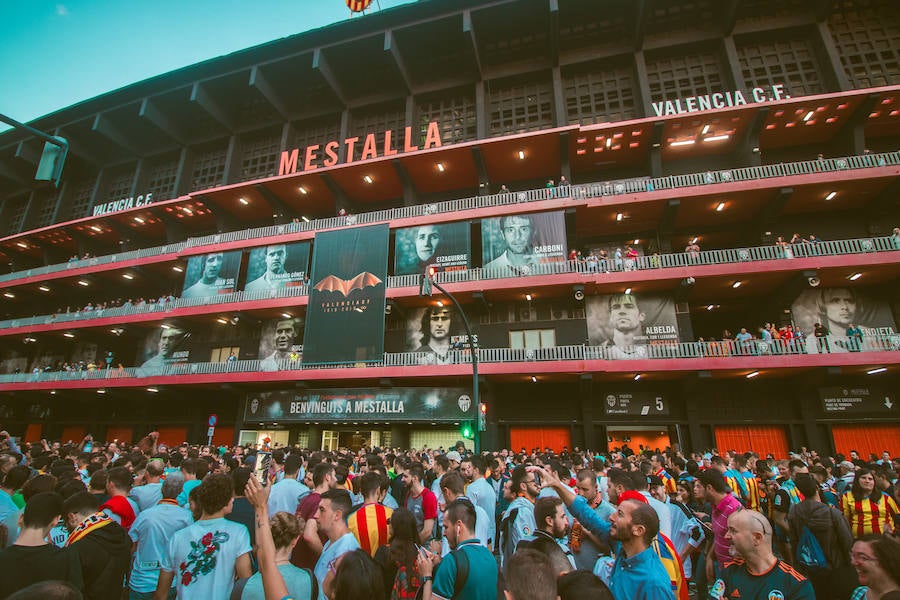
244, 388, 475, 422
303, 224, 389, 364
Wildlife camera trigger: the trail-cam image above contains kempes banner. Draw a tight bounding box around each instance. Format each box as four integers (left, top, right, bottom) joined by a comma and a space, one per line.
245, 387, 475, 422
181, 251, 242, 298
244, 242, 310, 292
481, 210, 567, 275
394, 222, 470, 275
585, 293, 679, 359
303, 224, 389, 364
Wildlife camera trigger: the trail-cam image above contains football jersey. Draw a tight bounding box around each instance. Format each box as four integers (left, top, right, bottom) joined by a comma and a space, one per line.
710, 558, 814, 600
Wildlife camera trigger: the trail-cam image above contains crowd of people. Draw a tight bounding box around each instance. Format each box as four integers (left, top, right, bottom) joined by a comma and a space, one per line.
52, 294, 181, 319
0, 430, 899, 600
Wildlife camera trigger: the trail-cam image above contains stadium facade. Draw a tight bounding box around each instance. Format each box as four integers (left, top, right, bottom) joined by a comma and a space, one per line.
0, 0, 899, 456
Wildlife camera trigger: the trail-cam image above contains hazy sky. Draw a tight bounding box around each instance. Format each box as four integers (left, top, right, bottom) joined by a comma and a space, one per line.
0, 0, 418, 130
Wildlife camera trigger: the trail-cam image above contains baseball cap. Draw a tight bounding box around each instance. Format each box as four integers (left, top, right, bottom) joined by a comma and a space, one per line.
445, 451, 462, 463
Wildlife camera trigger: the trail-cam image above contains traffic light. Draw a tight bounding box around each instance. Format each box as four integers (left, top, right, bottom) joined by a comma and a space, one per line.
478, 402, 487, 431
461, 422, 474, 439
35, 137, 67, 187
419, 265, 435, 297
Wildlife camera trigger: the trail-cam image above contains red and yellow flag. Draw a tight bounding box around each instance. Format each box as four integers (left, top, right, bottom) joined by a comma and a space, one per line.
347, 0, 373, 12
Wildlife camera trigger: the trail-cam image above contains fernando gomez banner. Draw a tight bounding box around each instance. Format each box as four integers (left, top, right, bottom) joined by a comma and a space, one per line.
303, 224, 389, 364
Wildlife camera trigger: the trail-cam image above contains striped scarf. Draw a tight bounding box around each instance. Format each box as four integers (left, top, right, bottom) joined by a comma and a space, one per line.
66, 512, 112, 546
569, 494, 603, 552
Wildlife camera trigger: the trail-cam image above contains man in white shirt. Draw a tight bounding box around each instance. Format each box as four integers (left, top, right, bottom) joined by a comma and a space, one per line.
268, 455, 310, 515
440, 471, 490, 553
461, 455, 497, 548
311, 489, 360, 594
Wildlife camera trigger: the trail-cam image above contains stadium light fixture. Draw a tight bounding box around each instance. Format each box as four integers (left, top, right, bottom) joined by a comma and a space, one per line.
172, 266, 183, 273
707, 304, 715, 311
77, 280, 89, 286
531, 376, 537, 383
216, 318, 229, 325
616, 213, 623, 221
517, 150, 525, 160
624, 288, 632, 295
2, 292, 14, 299
63, 332, 75, 338
298, 186, 308, 195
671, 139, 696, 147
716, 202, 726, 212
825, 191, 837, 201
16, 241, 28, 248
281, 313, 292, 319
732, 281, 742, 289
848, 273, 862, 281
691, 237, 699, 244
134, 216, 145, 223
525, 294, 532, 301
301, 216, 310, 222
38, 286, 50, 292
803, 111, 815, 122
122, 273, 134, 280
436, 162, 445, 172
746, 371, 760, 379
90, 225, 102, 232
867, 367, 887, 375
97, 389, 106, 394
606, 138, 612, 148
239, 197, 249, 205
704, 135, 730, 142
161, 324, 171, 329
147, 387, 159, 393
436, 301, 444, 307
701, 125, 710, 135
634, 374, 641, 381
364, 175, 373, 184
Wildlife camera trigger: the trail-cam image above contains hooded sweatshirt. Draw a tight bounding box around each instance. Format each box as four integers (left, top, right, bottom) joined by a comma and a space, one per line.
788, 499, 853, 569
69, 518, 133, 600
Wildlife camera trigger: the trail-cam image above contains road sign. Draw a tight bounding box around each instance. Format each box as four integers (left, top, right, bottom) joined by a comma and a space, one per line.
208, 414, 218, 427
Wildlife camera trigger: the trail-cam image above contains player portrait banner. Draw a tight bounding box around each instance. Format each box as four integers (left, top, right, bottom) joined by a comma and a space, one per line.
136, 326, 192, 376
181, 251, 241, 298
258, 316, 304, 371
387, 305, 478, 363
791, 287, 897, 353
303, 224, 389, 364
394, 222, 470, 275
244, 242, 310, 292
585, 293, 679, 358
481, 210, 567, 275
245, 387, 475, 422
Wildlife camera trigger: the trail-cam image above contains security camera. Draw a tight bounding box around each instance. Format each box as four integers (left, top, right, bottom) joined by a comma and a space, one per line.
573, 285, 585, 301
808, 277, 821, 287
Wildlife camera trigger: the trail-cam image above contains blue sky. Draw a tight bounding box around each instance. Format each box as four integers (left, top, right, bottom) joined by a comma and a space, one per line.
0, 0, 418, 130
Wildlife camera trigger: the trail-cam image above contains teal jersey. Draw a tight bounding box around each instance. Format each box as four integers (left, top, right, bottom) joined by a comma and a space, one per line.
710, 558, 814, 600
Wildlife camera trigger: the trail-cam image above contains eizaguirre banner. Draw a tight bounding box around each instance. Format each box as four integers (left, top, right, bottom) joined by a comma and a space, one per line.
303, 224, 389, 364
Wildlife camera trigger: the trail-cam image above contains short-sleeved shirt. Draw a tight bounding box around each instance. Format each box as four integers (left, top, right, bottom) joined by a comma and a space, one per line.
465, 478, 497, 543
348, 502, 393, 557
161, 516, 252, 599
432, 539, 498, 600
405, 487, 438, 536
268, 478, 310, 516
500, 496, 536, 564
291, 492, 324, 569
710, 558, 814, 600
314, 532, 360, 592
129, 501, 194, 593
241, 564, 318, 600
711, 493, 743, 566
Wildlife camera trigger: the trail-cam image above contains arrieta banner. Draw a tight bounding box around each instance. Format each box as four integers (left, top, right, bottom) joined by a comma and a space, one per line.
303, 224, 389, 364
244, 387, 475, 422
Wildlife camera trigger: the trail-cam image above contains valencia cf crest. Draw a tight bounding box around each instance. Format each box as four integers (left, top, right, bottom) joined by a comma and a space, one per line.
768, 592, 784, 600
458, 394, 472, 413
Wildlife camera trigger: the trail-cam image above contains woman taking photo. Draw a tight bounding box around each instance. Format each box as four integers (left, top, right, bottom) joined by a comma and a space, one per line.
850, 534, 900, 600
842, 468, 899, 538
374, 507, 422, 600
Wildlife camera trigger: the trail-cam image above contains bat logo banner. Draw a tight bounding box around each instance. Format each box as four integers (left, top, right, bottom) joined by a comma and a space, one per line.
303, 224, 389, 364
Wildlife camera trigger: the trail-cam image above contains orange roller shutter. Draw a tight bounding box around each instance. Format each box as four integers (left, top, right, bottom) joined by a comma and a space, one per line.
832, 424, 900, 458
157, 427, 188, 447
212, 427, 234, 447
510, 427, 571, 454
60, 426, 86, 444
106, 427, 134, 444
23, 423, 43, 443
715, 426, 789, 458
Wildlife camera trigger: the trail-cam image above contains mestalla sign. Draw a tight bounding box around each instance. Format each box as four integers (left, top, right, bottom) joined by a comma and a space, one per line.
244, 387, 475, 422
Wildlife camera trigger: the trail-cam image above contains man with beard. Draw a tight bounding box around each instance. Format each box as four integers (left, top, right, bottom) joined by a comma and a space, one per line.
415, 307, 454, 364
261, 318, 299, 371
519, 496, 576, 569
245, 245, 289, 291
602, 294, 649, 359
183, 253, 225, 298
531, 465, 674, 600
484, 214, 538, 274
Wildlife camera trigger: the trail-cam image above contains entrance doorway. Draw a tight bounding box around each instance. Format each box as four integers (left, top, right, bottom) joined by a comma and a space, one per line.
339, 431, 372, 451
607, 426, 673, 453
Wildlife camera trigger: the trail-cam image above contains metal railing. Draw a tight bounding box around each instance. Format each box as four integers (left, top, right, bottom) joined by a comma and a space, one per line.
1, 334, 896, 385
2, 235, 898, 331
1, 150, 897, 286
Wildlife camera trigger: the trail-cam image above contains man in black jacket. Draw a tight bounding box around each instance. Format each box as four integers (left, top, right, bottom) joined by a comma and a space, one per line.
787, 474, 856, 600
63, 491, 132, 600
